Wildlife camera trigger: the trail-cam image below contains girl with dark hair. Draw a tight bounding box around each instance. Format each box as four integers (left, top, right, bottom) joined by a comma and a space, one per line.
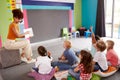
4, 9, 34, 63
28, 46, 57, 80
68, 50, 93, 80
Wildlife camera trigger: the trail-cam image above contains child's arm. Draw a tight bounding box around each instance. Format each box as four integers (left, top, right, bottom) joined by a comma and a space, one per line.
47, 51, 51, 58
58, 53, 66, 60
90, 27, 96, 44
47, 51, 53, 61
34, 58, 39, 68
106, 52, 112, 61
73, 65, 80, 72
92, 33, 97, 44
12, 25, 29, 38
92, 61, 96, 66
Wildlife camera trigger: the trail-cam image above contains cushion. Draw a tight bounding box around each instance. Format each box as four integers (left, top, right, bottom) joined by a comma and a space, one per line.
91, 74, 101, 80
93, 66, 118, 77
67, 75, 76, 80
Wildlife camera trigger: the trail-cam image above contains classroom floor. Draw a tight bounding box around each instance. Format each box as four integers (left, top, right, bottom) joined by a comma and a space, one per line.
0, 37, 120, 80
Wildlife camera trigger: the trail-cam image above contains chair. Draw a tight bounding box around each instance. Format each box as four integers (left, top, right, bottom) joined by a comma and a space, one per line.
71, 27, 80, 38
62, 27, 72, 39
84, 30, 92, 38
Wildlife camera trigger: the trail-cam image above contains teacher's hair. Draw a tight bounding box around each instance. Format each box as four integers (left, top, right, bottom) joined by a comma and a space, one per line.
12, 9, 23, 19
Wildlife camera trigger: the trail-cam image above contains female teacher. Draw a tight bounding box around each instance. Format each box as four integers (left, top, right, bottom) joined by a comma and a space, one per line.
4, 9, 34, 63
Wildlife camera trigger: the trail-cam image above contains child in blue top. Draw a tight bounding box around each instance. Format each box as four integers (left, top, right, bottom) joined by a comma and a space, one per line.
52, 40, 78, 71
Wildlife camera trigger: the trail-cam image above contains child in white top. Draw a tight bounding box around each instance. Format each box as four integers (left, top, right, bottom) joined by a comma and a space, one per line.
93, 40, 108, 72
34, 46, 53, 74
28, 46, 56, 80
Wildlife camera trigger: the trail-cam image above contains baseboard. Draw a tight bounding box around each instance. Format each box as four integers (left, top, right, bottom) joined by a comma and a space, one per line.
31, 38, 62, 47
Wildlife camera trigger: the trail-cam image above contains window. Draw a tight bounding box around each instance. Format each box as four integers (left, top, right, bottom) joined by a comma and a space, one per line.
105, 0, 120, 38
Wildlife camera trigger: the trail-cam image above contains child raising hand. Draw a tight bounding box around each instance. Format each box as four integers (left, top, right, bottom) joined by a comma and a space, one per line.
93, 40, 108, 72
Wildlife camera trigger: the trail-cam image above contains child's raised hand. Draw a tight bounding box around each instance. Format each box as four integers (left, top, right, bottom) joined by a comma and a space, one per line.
47, 51, 51, 56
90, 26, 93, 32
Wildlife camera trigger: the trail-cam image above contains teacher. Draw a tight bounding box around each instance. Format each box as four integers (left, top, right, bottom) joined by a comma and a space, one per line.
4, 9, 34, 63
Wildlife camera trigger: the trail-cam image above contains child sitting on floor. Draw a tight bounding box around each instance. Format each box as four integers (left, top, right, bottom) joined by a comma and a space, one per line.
106, 40, 119, 67
93, 40, 108, 72
28, 46, 57, 80
76, 27, 100, 57
68, 50, 93, 80
52, 40, 78, 71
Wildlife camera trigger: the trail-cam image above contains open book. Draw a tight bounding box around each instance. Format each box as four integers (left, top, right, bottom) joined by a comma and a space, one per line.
23, 28, 34, 38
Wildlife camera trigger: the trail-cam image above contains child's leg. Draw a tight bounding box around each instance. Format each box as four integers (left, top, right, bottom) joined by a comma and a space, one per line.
32, 67, 39, 72
94, 62, 100, 71
94, 62, 107, 72
68, 69, 80, 80
51, 61, 72, 71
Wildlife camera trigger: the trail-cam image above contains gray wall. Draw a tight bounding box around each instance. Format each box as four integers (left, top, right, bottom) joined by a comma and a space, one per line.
27, 10, 69, 43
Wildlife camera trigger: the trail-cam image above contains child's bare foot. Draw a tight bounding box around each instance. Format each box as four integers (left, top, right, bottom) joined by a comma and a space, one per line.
55, 66, 59, 72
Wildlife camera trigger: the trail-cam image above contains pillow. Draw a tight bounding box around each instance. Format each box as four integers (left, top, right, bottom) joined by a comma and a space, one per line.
67, 74, 76, 80
91, 74, 101, 80
93, 66, 118, 77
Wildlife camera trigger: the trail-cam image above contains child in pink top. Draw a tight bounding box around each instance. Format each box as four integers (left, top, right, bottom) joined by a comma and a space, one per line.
68, 50, 93, 80
106, 40, 119, 66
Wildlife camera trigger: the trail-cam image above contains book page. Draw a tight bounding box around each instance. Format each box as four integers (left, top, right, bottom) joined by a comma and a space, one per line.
23, 28, 34, 38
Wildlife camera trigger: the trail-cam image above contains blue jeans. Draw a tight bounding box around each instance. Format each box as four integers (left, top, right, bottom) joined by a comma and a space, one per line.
32, 67, 39, 72
51, 61, 74, 71
94, 62, 107, 72
75, 50, 81, 57
68, 69, 80, 80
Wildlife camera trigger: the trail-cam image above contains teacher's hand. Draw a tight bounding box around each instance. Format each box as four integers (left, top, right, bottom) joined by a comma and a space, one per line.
25, 31, 30, 35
